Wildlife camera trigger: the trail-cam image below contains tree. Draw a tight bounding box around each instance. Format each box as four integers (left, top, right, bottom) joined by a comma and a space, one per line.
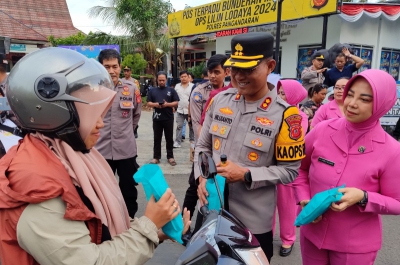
86, 0, 173, 76
187, 61, 206, 78
121, 53, 147, 74
48, 32, 87, 47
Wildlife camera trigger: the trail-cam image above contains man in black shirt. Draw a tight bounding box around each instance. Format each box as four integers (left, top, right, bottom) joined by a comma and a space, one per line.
147, 71, 179, 165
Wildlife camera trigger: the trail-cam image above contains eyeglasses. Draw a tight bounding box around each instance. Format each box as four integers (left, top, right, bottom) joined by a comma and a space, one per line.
231, 64, 260, 76
123, 69, 130, 72
334, 86, 345, 91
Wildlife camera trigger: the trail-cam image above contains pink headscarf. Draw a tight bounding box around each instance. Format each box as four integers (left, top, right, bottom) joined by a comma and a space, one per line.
343, 69, 397, 129
343, 69, 397, 148
277, 80, 308, 106
277, 80, 309, 134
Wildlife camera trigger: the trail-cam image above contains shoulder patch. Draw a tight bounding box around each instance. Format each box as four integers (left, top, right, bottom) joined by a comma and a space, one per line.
134, 79, 140, 89
275, 106, 305, 161
135, 89, 141, 103
192, 92, 203, 103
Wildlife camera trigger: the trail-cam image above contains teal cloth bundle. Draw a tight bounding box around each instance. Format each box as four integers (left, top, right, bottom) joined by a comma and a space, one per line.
294, 184, 345, 226
134, 164, 184, 244
205, 174, 225, 211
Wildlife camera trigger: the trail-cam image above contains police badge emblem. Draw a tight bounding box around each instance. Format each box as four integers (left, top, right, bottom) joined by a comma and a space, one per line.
122, 86, 130, 96
285, 114, 302, 141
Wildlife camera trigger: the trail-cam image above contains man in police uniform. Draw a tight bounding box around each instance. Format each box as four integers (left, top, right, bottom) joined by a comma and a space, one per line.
190, 54, 229, 141
195, 33, 305, 262
182, 55, 229, 238
96, 49, 142, 218
123, 65, 140, 138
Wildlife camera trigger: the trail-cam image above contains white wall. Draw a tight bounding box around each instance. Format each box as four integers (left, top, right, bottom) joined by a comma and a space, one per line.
280, 18, 325, 78
202, 42, 216, 59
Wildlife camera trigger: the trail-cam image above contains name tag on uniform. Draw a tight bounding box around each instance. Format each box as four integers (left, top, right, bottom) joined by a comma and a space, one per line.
318, 157, 335, 166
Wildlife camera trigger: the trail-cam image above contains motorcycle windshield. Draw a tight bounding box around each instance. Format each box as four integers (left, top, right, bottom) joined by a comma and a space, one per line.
215, 210, 260, 248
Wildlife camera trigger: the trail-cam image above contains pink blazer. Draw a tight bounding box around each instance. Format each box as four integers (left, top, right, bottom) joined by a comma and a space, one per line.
294, 118, 400, 253
311, 100, 343, 128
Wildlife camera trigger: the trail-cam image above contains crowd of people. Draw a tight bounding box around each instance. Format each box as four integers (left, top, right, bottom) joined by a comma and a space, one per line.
0, 30, 399, 265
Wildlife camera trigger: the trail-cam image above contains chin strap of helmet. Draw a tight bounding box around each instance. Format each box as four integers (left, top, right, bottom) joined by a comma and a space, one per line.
55, 122, 89, 153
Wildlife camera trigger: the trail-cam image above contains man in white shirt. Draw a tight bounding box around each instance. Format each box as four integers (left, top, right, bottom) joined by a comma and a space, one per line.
174, 70, 193, 148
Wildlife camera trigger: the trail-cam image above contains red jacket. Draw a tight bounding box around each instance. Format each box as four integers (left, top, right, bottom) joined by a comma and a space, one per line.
0, 135, 102, 265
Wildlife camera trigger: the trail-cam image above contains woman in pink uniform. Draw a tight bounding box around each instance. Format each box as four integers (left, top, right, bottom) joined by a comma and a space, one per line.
275, 80, 308, 256
294, 69, 400, 265
311, 77, 349, 129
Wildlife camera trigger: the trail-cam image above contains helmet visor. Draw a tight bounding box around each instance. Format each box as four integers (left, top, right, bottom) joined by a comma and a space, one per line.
68, 75, 116, 142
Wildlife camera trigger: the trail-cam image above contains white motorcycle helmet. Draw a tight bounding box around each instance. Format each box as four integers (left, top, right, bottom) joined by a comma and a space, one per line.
6, 47, 114, 152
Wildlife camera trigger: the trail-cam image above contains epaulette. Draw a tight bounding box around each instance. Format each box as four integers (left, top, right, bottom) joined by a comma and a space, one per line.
121, 79, 134, 87
276, 96, 291, 109
196, 81, 212, 90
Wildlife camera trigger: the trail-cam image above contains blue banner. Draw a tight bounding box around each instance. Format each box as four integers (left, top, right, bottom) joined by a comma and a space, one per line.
380, 50, 391, 74
58, 45, 120, 60
297, 47, 321, 74
389, 52, 400, 81
359, 48, 373, 72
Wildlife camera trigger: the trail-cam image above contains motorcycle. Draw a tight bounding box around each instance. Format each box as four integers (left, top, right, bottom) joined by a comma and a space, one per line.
175, 152, 270, 265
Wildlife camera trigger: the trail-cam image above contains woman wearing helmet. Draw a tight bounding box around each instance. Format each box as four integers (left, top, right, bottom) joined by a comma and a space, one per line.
0, 48, 189, 265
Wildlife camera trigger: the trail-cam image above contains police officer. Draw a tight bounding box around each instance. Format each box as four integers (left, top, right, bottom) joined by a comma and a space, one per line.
123, 66, 140, 138
182, 55, 229, 239
190, 54, 229, 140
195, 32, 305, 262
96, 49, 142, 218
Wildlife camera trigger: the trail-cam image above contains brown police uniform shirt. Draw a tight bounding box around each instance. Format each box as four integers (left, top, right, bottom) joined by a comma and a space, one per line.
190, 81, 213, 142
301, 66, 325, 91
96, 79, 142, 160
124, 76, 140, 90
194, 85, 305, 234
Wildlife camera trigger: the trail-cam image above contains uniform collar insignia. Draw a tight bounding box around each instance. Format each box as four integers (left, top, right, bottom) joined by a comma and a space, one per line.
234, 93, 241, 101
260, 97, 272, 110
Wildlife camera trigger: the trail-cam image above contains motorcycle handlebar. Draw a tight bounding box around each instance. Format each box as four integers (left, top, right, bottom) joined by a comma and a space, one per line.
200, 205, 209, 217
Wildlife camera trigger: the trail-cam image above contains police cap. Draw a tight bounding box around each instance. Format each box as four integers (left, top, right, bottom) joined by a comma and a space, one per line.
224, 32, 274, 69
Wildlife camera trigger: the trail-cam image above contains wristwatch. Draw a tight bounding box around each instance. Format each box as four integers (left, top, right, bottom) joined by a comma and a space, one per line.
357, 190, 368, 207
244, 170, 252, 183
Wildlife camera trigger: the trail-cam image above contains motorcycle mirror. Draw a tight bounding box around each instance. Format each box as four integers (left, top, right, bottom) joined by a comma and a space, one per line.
175, 238, 218, 265
198, 152, 225, 210
198, 152, 217, 179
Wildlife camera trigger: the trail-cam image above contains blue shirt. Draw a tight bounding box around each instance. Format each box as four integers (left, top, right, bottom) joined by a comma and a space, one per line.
324, 63, 358, 87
